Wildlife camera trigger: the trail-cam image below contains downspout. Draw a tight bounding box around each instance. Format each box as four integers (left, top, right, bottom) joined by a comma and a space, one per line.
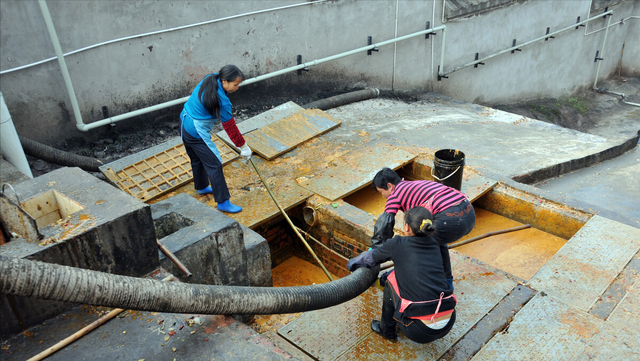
0, 92, 33, 178
591, 14, 640, 107
37, 0, 85, 132
392, 0, 399, 91
592, 13, 613, 90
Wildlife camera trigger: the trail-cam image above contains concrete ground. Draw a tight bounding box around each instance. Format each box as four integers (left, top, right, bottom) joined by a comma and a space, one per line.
2, 77, 639, 360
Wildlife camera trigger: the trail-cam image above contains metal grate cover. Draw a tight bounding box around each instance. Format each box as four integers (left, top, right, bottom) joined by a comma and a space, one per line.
102, 136, 238, 202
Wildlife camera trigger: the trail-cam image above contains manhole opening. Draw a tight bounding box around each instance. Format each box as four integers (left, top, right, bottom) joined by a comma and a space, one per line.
20, 190, 85, 229
341, 162, 588, 281
153, 212, 195, 239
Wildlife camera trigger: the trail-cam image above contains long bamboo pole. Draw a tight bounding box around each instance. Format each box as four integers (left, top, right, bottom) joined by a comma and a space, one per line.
27, 308, 125, 361
249, 159, 333, 281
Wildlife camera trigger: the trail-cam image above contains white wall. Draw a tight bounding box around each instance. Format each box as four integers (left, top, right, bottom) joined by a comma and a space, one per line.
0, 0, 638, 144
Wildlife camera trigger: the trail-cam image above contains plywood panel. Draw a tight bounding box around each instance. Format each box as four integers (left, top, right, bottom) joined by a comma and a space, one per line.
296, 144, 415, 201
243, 108, 341, 160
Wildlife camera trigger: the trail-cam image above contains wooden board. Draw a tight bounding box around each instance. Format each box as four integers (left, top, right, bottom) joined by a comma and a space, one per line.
296, 143, 415, 201
243, 108, 341, 160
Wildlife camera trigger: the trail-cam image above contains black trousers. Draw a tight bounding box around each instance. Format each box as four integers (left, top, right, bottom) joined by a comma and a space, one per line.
180, 121, 230, 203
381, 281, 456, 344
433, 200, 476, 280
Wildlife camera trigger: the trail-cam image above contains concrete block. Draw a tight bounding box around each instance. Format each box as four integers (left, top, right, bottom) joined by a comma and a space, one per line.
241, 224, 272, 287
150, 193, 249, 286
0, 167, 158, 337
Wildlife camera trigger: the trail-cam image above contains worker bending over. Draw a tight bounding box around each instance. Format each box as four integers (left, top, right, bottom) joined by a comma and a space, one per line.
348, 206, 456, 343
371, 167, 475, 289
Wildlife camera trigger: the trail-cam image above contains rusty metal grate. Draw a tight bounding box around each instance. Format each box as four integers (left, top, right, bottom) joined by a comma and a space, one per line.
102, 136, 238, 202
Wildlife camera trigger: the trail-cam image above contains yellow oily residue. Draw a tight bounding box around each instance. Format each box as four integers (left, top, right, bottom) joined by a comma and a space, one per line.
248, 256, 337, 334
454, 208, 567, 280
343, 186, 386, 216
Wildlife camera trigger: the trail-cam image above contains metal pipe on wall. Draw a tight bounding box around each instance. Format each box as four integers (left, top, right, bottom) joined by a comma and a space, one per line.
439, 10, 613, 78
37, 0, 85, 131
592, 14, 613, 89
77, 25, 446, 131
1, 0, 330, 76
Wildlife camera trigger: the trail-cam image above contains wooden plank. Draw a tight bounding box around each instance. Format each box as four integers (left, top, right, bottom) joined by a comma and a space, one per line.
296, 143, 415, 201
243, 109, 341, 160
461, 168, 497, 203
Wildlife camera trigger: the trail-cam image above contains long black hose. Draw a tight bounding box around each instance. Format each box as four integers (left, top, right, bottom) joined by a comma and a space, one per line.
303, 88, 380, 110
20, 137, 103, 172
0, 255, 378, 315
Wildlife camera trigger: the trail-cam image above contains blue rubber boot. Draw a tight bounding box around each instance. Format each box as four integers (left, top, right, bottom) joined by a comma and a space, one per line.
217, 200, 242, 213
196, 186, 213, 196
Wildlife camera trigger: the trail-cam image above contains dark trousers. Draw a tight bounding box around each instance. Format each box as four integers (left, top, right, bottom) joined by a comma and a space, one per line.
433, 200, 476, 280
180, 121, 230, 203
381, 281, 456, 344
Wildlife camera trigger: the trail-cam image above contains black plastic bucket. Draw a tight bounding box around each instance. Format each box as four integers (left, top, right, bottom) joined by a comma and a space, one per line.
432, 149, 465, 191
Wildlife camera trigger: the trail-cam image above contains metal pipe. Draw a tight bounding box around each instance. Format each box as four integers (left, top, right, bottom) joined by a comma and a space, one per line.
295, 226, 349, 262
1, 1, 330, 75
447, 224, 531, 249
440, 10, 613, 77
592, 13, 613, 89
249, 158, 334, 281
80, 25, 446, 131
157, 239, 193, 277
599, 90, 640, 108
37, 0, 84, 131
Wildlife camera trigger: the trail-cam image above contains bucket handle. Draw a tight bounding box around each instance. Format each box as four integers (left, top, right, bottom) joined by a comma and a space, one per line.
431, 166, 461, 182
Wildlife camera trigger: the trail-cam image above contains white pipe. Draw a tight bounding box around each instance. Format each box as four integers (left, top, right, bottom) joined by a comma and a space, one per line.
392, 0, 399, 91
0, 1, 329, 75
0, 92, 33, 178
80, 25, 447, 131
586, 16, 640, 36
441, 10, 613, 77
37, 0, 84, 131
592, 14, 613, 89
601, 90, 640, 107
430, 0, 436, 90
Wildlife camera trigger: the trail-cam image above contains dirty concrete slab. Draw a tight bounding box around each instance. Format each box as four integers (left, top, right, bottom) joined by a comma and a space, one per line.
216, 101, 305, 148
221, 176, 313, 228
574, 278, 640, 360
278, 287, 383, 361
471, 293, 604, 361
606, 278, 640, 330
575, 322, 640, 360
280, 252, 515, 360
528, 215, 640, 311
325, 98, 620, 179
243, 108, 342, 160
296, 142, 415, 201
535, 146, 640, 228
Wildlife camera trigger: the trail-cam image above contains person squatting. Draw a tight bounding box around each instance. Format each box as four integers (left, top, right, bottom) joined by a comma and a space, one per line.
348, 206, 457, 343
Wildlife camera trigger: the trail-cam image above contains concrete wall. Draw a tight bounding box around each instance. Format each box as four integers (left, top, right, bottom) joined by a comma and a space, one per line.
0, 0, 638, 145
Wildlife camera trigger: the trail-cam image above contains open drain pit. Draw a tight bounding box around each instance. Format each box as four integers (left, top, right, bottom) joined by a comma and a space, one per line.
341, 174, 588, 282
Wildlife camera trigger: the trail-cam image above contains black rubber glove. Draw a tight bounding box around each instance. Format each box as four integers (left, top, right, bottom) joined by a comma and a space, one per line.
347, 250, 376, 271
370, 212, 395, 249
379, 270, 392, 286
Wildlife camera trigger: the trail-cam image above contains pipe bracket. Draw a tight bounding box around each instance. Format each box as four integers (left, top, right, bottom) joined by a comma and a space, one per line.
474, 53, 485, 68
425, 22, 437, 39
511, 39, 522, 54
296, 55, 309, 75
367, 36, 379, 55
594, 50, 604, 62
